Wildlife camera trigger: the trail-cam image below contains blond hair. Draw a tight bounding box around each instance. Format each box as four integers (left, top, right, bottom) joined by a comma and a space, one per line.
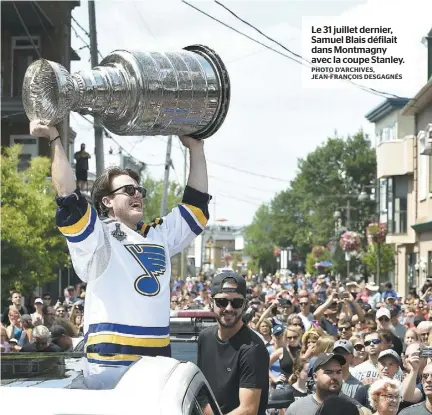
313, 336, 337, 356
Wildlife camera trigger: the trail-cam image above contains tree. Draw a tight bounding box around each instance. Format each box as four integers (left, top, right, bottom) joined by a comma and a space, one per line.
244, 204, 278, 274
1, 145, 71, 298
140, 176, 183, 223
269, 130, 377, 261
362, 243, 395, 277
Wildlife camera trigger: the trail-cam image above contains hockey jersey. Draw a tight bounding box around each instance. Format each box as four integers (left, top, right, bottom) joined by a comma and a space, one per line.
55, 185, 210, 365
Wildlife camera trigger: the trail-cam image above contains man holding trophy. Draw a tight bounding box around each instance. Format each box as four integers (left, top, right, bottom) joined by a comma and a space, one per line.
25, 45, 230, 365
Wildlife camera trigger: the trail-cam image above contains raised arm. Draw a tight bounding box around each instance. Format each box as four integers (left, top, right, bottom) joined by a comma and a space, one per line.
30, 120, 76, 197
180, 136, 208, 193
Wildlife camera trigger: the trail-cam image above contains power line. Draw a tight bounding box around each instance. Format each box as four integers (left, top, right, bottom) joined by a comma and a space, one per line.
133, 3, 157, 41
216, 0, 419, 100
185, 0, 405, 100
71, 24, 104, 61
72, 15, 91, 38
207, 159, 291, 183
216, 0, 409, 99
182, 0, 306, 67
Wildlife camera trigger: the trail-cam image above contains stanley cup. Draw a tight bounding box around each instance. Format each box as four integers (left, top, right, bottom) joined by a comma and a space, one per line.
22, 45, 230, 139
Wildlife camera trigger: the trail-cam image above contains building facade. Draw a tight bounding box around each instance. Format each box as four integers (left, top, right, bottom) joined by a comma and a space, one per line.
1, 1, 80, 168
365, 28, 432, 297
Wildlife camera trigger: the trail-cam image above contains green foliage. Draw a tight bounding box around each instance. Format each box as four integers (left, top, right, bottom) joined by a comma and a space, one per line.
244, 205, 277, 274
141, 176, 183, 223
1, 145, 70, 298
362, 243, 395, 275
305, 248, 331, 275
244, 130, 377, 274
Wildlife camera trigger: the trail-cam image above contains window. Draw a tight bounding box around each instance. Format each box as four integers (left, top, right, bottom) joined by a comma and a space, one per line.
385, 176, 408, 234
11, 36, 41, 97
184, 380, 220, 415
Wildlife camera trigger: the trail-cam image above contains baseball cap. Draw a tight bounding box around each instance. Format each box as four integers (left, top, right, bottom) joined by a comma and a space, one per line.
378, 349, 401, 364
211, 271, 247, 297
50, 325, 67, 343
34, 298, 43, 305
313, 352, 346, 373
376, 307, 391, 319
272, 325, 285, 337
333, 340, 354, 355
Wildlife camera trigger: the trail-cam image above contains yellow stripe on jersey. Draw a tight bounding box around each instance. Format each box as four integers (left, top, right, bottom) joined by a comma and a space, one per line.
87, 353, 141, 362
58, 203, 91, 235
86, 333, 170, 348
183, 203, 208, 227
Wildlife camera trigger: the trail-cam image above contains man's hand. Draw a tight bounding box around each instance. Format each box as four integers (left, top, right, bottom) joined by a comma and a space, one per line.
30, 120, 59, 140
406, 353, 420, 373
179, 135, 203, 149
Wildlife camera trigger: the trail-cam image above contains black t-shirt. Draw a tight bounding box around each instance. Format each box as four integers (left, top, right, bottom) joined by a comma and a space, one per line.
20, 343, 62, 352
197, 324, 269, 415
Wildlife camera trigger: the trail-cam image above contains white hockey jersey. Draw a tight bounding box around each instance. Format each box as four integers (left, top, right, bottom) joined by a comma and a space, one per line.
55, 186, 209, 365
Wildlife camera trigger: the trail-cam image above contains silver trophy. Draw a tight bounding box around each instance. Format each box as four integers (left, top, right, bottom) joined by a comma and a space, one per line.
22, 45, 230, 139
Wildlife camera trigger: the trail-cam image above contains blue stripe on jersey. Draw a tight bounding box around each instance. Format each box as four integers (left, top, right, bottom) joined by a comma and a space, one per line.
64, 207, 97, 243
178, 205, 202, 235
86, 342, 172, 358
87, 357, 134, 366
87, 323, 170, 336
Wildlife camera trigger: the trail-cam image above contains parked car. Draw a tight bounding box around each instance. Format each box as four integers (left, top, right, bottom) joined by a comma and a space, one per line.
1, 353, 223, 415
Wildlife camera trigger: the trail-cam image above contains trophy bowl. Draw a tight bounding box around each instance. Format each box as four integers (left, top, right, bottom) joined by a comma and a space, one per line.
22, 45, 231, 139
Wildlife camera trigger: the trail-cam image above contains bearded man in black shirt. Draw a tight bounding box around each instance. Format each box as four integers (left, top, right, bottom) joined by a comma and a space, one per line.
197, 271, 269, 415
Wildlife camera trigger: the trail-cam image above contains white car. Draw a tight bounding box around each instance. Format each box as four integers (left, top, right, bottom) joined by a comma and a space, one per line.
1, 354, 222, 415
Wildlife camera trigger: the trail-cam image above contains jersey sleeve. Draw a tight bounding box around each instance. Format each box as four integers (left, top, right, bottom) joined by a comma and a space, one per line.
55, 189, 106, 282
138, 185, 211, 258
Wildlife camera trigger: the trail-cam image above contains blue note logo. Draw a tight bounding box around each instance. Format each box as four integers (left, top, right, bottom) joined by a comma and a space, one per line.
125, 244, 166, 296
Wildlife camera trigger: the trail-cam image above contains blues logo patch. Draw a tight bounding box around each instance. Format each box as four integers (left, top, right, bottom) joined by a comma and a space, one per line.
125, 244, 166, 296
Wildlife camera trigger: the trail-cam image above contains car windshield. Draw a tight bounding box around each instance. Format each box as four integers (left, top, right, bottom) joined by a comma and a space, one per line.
1, 353, 129, 389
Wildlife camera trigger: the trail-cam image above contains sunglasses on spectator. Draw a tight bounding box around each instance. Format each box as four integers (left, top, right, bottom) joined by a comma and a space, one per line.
286, 336, 298, 340
364, 339, 381, 346
354, 344, 365, 351
422, 373, 432, 380
109, 184, 147, 198
338, 326, 352, 331
299, 302, 309, 306
214, 298, 245, 309
379, 317, 390, 322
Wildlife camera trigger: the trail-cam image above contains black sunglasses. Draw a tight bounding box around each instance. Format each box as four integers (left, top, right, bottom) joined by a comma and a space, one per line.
354, 344, 365, 351
338, 326, 352, 331
379, 317, 390, 322
364, 339, 381, 346
214, 298, 245, 309
109, 185, 147, 198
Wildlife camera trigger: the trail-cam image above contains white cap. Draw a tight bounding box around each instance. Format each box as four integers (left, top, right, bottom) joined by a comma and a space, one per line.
376, 307, 391, 319
34, 298, 43, 305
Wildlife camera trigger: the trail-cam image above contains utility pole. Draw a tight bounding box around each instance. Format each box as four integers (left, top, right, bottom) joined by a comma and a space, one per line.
160, 135, 172, 217
88, 0, 104, 176
346, 199, 351, 279
181, 146, 188, 280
